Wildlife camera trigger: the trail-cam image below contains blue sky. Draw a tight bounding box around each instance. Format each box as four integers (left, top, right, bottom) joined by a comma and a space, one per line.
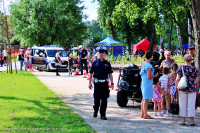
2, 0, 99, 21
81, 0, 99, 21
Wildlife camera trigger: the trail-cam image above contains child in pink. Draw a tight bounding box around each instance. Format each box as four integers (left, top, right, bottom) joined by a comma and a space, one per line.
152, 77, 163, 116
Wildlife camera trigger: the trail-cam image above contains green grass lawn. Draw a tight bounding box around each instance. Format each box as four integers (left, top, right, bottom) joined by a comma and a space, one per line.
0, 71, 95, 133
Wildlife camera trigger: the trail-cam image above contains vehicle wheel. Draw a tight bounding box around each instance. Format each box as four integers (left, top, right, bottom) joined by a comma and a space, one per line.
117, 89, 128, 107
46, 64, 50, 72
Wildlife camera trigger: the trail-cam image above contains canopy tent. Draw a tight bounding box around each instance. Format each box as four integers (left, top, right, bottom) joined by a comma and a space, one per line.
133, 39, 156, 55
94, 36, 124, 56
178, 44, 193, 49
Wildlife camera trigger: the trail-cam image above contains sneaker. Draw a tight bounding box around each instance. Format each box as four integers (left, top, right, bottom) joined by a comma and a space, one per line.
159, 112, 163, 116
166, 110, 170, 115
71, 72, 72, 75
154, 112, 157, 116
162, 110, 165, 114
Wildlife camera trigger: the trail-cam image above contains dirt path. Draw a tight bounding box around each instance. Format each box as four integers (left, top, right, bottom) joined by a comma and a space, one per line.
32, 70, 200, 133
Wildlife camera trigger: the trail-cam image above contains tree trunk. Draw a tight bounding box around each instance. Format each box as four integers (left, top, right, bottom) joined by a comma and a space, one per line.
191, 0, 200, 29
148, 19, 156, 52
176, 24, 184, 55
160, 35, 163, 49
191, 11, 200, 71
168, 22, 173, 50
190, 0, 200, 71
188, 18, 192, 47
110, 22, 116, 40
127, 38, 131, 55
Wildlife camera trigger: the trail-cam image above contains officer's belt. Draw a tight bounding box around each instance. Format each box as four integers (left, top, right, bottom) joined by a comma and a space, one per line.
94, 78, 108, 83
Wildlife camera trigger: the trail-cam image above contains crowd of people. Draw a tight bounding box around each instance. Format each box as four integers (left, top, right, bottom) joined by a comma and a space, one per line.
140, 46, 199, 126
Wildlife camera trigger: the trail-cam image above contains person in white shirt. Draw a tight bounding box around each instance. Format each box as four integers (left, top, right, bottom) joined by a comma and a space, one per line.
3, 47, 7, 65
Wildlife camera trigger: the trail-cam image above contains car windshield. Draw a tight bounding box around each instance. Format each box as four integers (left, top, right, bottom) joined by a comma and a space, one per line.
46, 50, 67, 57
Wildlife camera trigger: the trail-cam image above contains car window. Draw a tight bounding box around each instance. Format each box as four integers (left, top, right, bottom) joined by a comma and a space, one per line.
46, 50, 67, 57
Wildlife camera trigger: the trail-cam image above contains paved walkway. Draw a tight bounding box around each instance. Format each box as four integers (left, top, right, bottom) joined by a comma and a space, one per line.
30, 70, 200, 133
0, 62, 20, 72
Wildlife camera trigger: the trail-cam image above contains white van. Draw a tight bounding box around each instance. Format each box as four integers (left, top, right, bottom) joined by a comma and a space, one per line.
31, 45, 68, 71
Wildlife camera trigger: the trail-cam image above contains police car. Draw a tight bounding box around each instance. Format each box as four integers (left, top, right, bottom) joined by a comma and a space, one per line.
31, 45, 68, 71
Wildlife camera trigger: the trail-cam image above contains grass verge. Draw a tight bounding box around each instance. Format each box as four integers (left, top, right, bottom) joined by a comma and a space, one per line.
0, 71, 95, 133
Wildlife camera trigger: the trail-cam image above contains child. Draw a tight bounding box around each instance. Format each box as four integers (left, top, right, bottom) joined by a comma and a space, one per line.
24, 54, 29, 71
152, 77, 164, 116
67, 54, 74, 75
167, 64, 178, 103
159, 67, 171, 115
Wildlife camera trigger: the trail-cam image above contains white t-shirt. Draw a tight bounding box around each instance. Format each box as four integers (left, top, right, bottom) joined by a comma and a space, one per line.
177, 50, 181, 55
3, 50, 7, 57
25, 50, 31, 55
24, 57, 28, 62
56, 53, 60, 58
159, 75, 169, 92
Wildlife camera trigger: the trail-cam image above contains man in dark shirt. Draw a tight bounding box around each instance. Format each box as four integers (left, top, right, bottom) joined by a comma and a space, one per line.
88, 46, 114, 120
189, 46, 195, 66
78, 45, 88, 75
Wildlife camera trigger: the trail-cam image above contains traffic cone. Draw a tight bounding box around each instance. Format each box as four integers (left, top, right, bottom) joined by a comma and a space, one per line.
87, 73, 90, 80
82, 70, 87, 78
108, 81, 111, 88
74, 65, 80, 75
114, 75, 120, 91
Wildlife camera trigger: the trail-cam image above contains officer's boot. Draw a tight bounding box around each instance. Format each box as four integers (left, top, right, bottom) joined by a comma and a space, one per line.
93, 99, 100, 118
100, 98, 107, 120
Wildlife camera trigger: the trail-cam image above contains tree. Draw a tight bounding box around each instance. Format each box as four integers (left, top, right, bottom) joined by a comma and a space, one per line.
10, 0, 87, 47
189, 0, 200, 70
94, 0, 120, 40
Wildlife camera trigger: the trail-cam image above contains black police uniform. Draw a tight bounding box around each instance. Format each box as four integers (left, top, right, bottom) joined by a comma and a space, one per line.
78, 49, 88, 75
89, 58, 113, 119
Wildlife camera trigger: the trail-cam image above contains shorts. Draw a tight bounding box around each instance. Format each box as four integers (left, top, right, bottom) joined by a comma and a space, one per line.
4, 56, 6, 60
161, 94, 170, 103
24, 62, 29, 65
68, 64, 73, 69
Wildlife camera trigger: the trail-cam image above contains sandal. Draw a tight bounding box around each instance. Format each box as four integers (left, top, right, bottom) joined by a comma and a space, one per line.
179, 122, 185, 125
143, 115, 153, 119
191, 123, 195, 126
141, 115, 143, 118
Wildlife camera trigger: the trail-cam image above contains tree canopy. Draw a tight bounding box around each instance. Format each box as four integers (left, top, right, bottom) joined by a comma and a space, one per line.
10, 0, 88, 47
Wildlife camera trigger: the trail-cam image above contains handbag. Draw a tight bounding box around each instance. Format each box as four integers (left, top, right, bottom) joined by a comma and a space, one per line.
168, 93, 179, 115
177, 66, 187, 90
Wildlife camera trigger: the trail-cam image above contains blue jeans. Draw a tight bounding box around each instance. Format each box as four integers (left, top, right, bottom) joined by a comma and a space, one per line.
20, 60, 23, 71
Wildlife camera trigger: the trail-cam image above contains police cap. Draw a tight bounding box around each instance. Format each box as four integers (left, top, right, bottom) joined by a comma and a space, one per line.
97, 46, 106, 52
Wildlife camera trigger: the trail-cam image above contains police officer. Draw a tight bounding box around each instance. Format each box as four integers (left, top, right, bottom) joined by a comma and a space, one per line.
88, 46, 114, 120
78, 45, 88, 75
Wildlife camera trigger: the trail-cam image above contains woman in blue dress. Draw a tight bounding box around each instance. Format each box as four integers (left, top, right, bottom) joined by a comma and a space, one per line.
140, 51, 159, 119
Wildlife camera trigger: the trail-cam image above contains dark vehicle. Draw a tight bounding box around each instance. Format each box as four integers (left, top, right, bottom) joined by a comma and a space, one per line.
117, 52, 163, 107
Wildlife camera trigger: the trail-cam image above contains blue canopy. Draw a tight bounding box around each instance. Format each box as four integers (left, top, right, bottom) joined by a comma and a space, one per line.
95, 36, 123, 46
178, 44, 193, 49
